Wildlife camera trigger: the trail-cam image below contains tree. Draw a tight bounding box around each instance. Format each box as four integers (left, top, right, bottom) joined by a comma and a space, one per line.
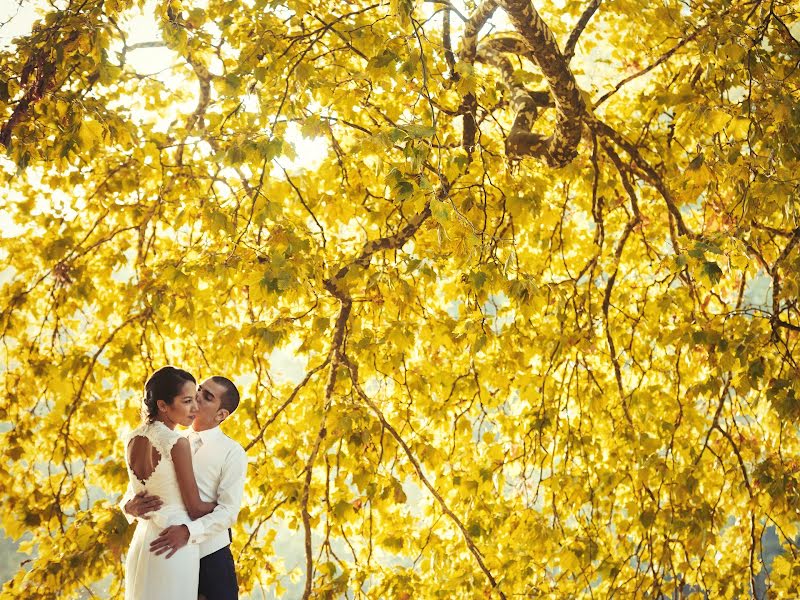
1, 0, 799, 597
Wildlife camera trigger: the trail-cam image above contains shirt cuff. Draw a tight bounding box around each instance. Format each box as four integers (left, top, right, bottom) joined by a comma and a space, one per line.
185, 519, 205, 544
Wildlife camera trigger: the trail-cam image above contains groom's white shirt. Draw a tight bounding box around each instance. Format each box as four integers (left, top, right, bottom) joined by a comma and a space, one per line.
121, 425, 247, 558
185, 426, 247, 556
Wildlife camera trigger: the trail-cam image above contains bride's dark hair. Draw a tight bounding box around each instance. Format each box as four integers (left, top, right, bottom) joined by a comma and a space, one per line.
143, 366, 196, 423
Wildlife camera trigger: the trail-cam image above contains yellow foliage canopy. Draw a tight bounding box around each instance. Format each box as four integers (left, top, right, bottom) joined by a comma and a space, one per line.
1, 0, 799, 597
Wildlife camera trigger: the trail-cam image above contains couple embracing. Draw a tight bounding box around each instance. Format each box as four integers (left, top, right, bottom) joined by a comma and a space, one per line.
120, 366, 248, 600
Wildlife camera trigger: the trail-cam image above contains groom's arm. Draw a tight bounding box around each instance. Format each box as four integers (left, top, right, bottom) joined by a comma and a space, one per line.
185, 444, 247, 545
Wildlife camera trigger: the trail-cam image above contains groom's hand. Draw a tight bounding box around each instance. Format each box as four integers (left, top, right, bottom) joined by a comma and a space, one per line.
150, 525, 189, 559
125, 491, 162, 518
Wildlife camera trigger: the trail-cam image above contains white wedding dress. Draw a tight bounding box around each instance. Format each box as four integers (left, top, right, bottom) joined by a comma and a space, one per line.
124, 421, 198, 600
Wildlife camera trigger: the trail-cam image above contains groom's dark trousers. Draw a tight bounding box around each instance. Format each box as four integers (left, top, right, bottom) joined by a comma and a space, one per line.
198, 543, 238, 600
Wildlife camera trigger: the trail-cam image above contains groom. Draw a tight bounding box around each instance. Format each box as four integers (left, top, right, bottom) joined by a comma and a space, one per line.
123, 376, 247, 600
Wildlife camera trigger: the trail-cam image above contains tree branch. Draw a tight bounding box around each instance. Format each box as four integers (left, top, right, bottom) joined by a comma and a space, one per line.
0, 33, 66, 149
459, 0, 499, 152
126, 41, 166, 51
773, 317, 800, 332
279, 164, 328, 248
458, 0, 499, 63
601, 216, 637, 427
299, 187, 444, 597
324, 203, 433, 300
424, 0, 468, 23
498, 0, 585, 167
564, 0, 602, 62
770, 226, 800, 316
475, 37, 553, 109
301, 299, 351, 600
591, 118, 693, 238
341, 353, 507, 599
245, 358, 331, 452
714, 423, 757, 595
442, 6, 457, 80
177, 55, 212, 166
593, 2, 736, 108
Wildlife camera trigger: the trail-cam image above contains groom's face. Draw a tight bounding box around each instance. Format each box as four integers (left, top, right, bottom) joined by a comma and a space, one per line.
193, 378, 228, 430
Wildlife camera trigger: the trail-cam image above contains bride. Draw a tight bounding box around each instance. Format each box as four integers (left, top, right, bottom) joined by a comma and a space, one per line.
123, 366, 214, 600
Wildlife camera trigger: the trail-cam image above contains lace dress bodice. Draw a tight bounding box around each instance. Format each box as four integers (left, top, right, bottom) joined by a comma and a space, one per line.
124, 421, 190, 528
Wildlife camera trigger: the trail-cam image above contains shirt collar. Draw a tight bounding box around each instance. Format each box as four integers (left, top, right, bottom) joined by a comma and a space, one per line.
190, 426, 224, 443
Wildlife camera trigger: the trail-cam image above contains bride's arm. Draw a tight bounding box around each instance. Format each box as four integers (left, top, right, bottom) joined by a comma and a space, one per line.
171, 438, 217, 519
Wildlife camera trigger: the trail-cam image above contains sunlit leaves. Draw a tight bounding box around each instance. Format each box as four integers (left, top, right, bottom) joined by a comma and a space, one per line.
1, 0, 800, 597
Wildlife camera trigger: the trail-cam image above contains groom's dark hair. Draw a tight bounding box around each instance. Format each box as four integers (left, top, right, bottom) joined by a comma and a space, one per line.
211, 376, 240, 415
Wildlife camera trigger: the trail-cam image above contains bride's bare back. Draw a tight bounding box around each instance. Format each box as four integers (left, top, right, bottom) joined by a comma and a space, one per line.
127, 435, 162, 484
